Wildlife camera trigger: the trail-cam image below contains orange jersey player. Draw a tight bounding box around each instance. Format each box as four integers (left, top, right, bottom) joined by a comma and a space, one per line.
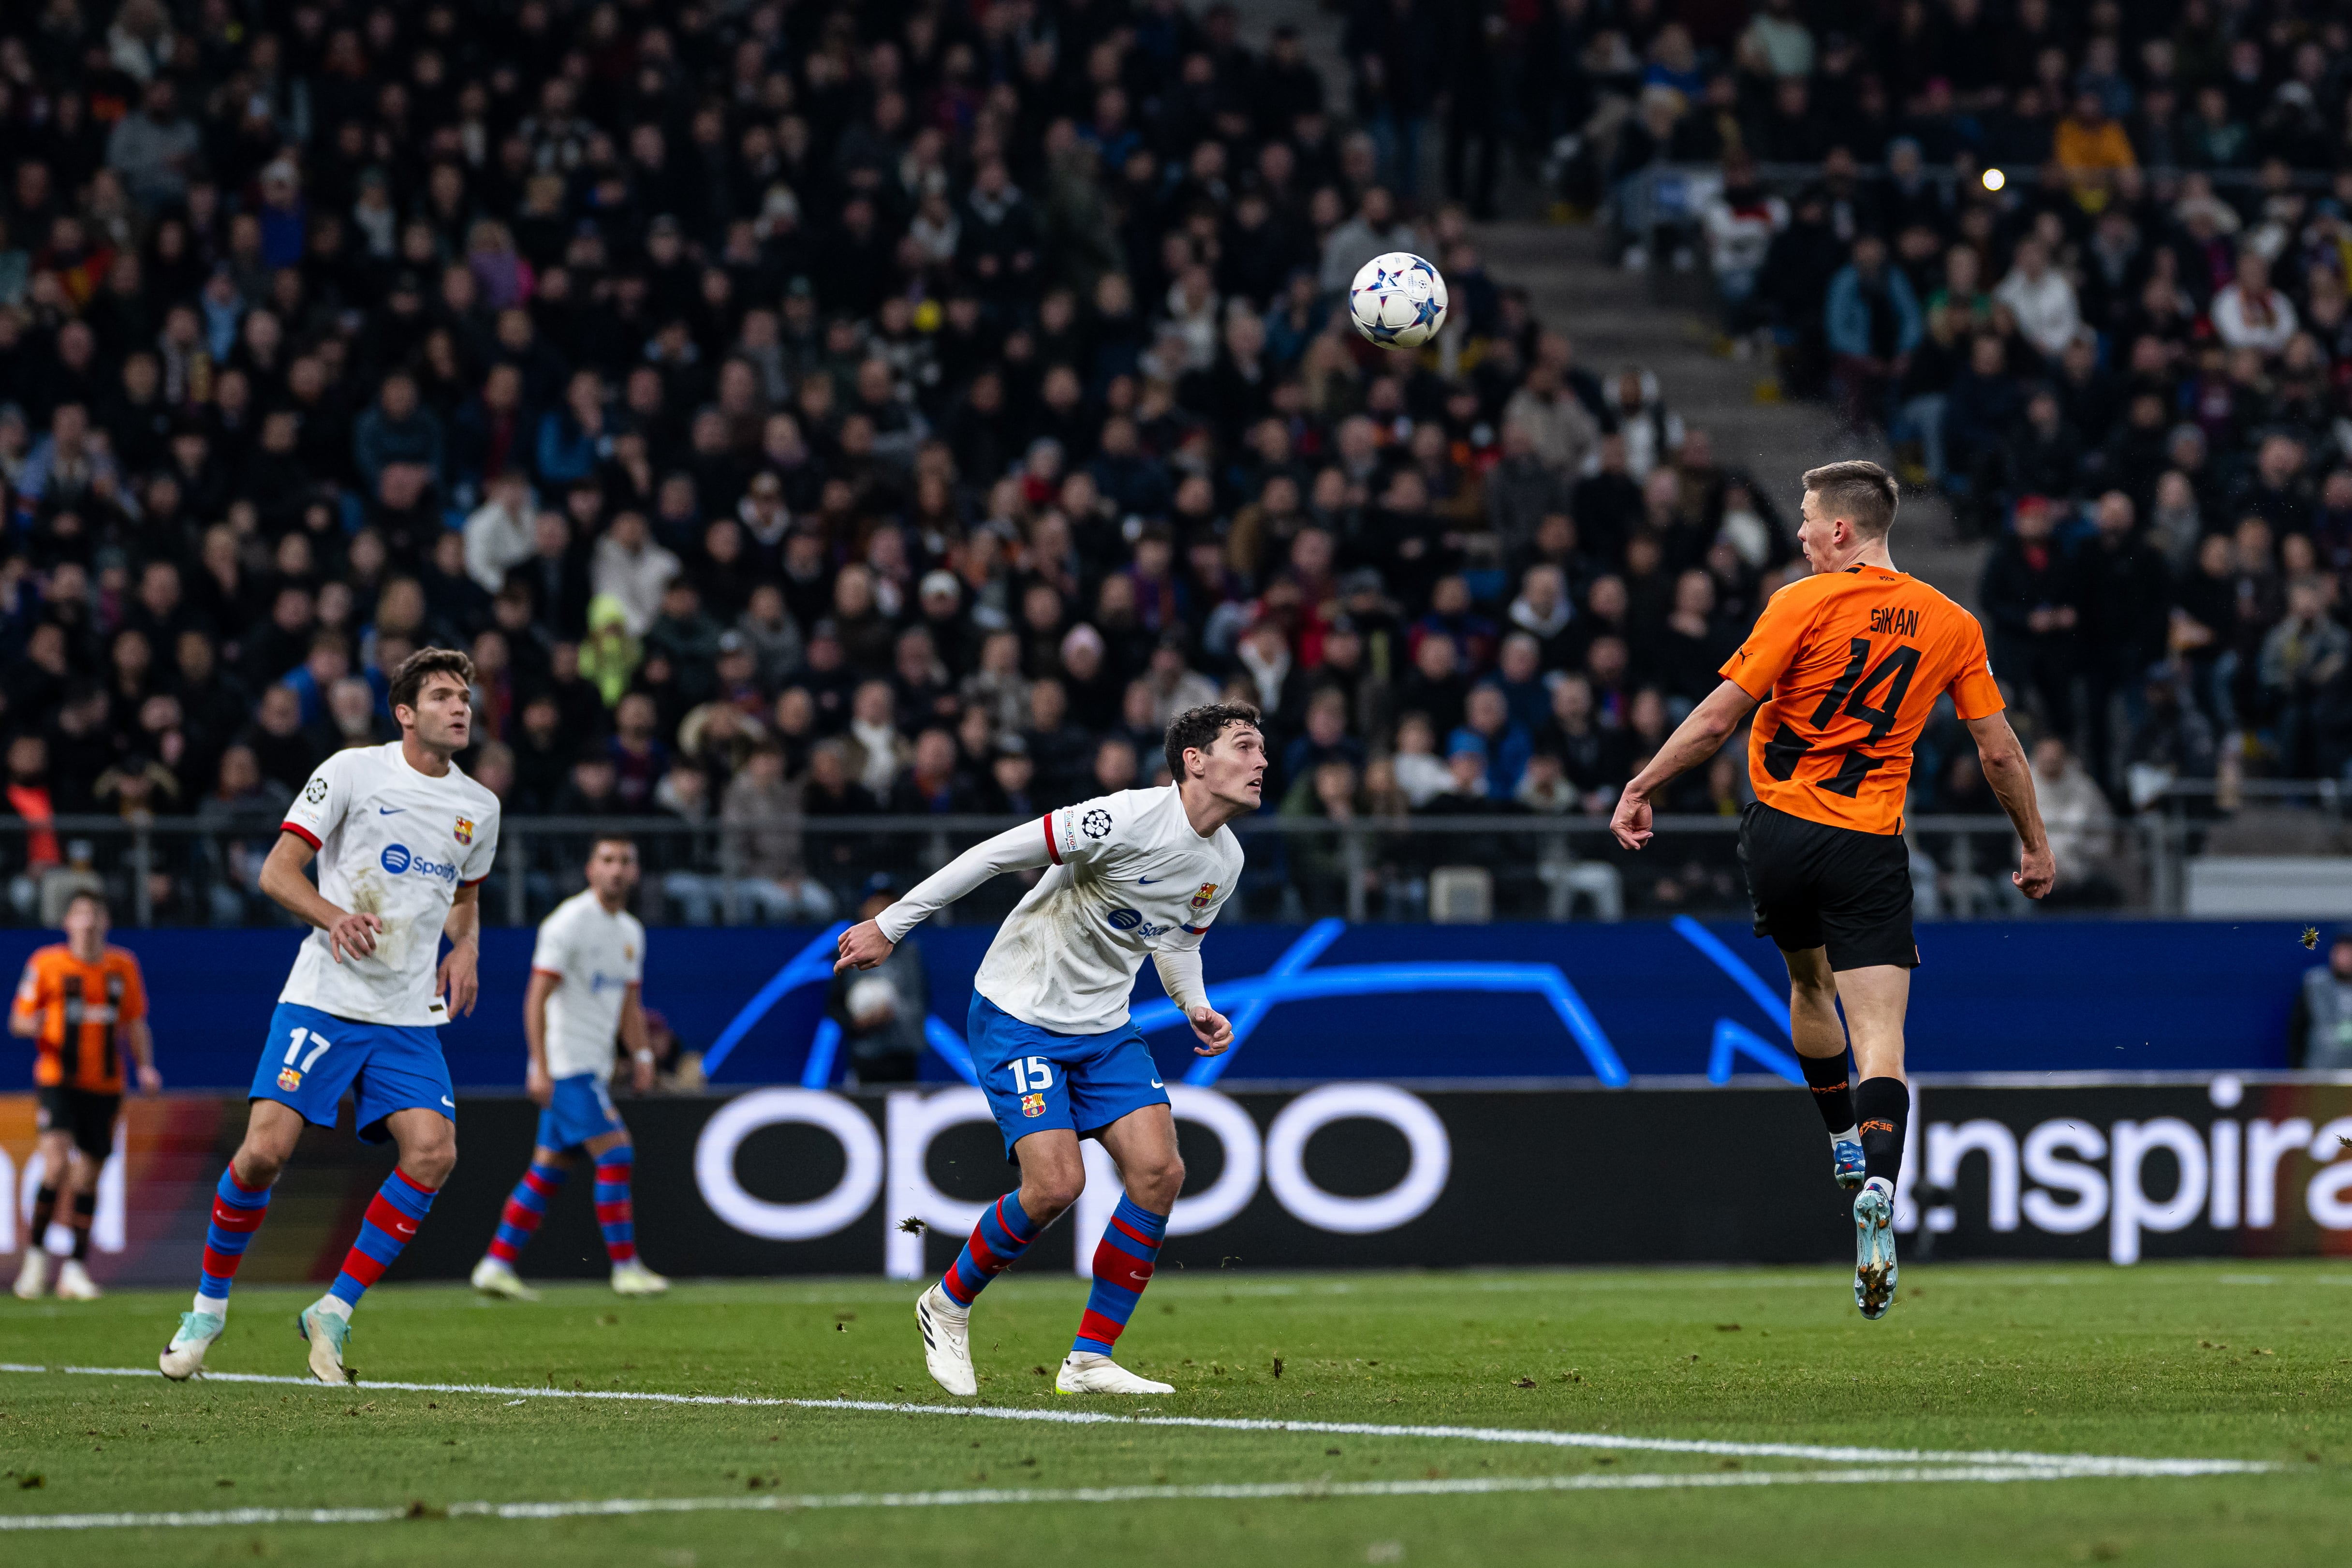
1611, 460, 2053, 1321
11, 889, 157, 1302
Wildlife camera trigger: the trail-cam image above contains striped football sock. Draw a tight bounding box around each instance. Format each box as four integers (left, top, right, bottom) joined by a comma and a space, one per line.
486, 1159, 569, 1263
1073, 1196, 1166, 1356
594, 1145, 637, 1265
196, 1167, 273, 1317
939, 1191, 1037, 1308
328, 1170, 436, 1309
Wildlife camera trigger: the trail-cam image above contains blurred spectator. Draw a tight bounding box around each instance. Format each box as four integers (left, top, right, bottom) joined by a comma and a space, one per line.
1825, 234, 1921, 434
2261, 577, 2350, 778
2288, 932, 2352, 1070
2029, 737, 2117, 906
1994, 239, 2081, 362
1980, 497, 2080, 738
1389, 712, 1453, 807
193, 745, 291, 926
825, 880, 928, 1083
717, 742, 836, 925
1451, 685, 1531, 799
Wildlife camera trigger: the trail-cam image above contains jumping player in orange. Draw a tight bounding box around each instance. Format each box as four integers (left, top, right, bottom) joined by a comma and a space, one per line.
11, 890, 157, 1301
1610, 460, 2053, 1319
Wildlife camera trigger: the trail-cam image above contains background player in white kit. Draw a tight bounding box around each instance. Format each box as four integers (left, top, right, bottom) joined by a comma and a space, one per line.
834, 703, 1264, 1397
471, 836, 667, 1298
161, 649, 499, 1383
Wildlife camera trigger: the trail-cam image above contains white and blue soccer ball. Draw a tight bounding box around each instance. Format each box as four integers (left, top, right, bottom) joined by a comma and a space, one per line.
1347, 251, 1448, 349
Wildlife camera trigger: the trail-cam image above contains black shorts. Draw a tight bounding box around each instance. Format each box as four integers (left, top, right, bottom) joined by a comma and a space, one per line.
36, 1086, 121, 1161
1737, 801, 1918, 972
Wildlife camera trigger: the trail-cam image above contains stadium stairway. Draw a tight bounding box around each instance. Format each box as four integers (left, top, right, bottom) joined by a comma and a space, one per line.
1471, 220, 1986, 608
1249, 0, 1985, 604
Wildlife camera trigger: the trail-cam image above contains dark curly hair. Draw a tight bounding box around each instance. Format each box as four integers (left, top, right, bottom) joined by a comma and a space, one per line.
387, 646, 476, 716
1163, 702, 1263, 781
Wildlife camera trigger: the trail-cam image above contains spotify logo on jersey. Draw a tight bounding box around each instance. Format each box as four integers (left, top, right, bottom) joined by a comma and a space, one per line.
378, 842, 459, 882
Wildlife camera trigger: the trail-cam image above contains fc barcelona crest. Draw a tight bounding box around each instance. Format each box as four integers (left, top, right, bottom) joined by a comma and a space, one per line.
277, 1067, 302, 1091
454, 816, 474, 845
1189, 882, 1217, 911
1020, 1092, 1047, 1118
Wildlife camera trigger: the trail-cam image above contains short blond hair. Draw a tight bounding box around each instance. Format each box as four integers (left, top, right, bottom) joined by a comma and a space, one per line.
1802, 459, 1899, 539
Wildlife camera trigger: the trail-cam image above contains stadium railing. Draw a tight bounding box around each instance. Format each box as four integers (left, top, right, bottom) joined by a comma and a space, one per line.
0, 794, 2315, 926
1614, 160, 2326, 263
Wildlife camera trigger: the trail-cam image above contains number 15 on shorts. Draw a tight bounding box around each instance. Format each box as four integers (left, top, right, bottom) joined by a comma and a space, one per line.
1010, 1055, 1053, 1118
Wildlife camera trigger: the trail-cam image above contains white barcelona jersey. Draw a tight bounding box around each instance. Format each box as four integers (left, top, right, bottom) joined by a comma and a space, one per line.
975, 787, 1242, 1034
278, 742, 501, 1026
531, 890, 644, 1082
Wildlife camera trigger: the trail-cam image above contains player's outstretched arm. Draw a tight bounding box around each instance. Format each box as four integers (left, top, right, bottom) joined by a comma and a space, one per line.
1611, 679, 1760, 849
258, 832, 382, 961
1963, 711, 2056, 898
834, 817, 1056, 972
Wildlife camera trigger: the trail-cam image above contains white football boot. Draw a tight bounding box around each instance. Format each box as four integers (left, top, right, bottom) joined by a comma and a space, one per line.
55, 1258, 102, 1299
160, 1309, 225, 1380
297, 1298, 354, 1383
470, 1257, 539, 1300
1853, 1175, 1898, 1319
915, 1283, 976, 1396
1055, 1352, 1173, 1394
610, 1259, 669, 1295
12, 1249, 50, 1300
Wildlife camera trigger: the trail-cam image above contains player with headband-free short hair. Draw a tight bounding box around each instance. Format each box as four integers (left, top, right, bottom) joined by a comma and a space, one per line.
10, 890, 157, 1303
470, 836, 668, 1300
1609, 461, 2053, 1319
161, 647, 500, 1383
835, 702, 1264, 1397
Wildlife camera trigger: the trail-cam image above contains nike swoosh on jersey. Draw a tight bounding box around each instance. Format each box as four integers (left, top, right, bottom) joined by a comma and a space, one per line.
377, 806, 407, 815
1150, 1078, 1164, 1088
441, 1096, 456, 1107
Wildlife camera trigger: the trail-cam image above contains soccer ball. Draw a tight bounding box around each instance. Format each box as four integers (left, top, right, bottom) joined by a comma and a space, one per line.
1348, 252, 1448, 349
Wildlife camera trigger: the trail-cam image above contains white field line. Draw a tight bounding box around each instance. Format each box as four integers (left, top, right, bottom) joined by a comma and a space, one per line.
0, 1463, 2277, 1532
0, 1363, 2273, 1479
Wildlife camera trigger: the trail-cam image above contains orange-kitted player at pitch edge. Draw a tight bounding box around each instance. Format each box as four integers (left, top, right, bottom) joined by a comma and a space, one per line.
1611, 460, 2055, 1319
11, 888, 157, 1302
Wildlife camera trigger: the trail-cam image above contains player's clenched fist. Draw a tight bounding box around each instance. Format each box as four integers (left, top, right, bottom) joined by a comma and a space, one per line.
834, 919, 896, 973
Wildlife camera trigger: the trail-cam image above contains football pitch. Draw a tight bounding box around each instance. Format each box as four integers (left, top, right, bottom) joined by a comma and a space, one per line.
1, 1262, 2347, 1567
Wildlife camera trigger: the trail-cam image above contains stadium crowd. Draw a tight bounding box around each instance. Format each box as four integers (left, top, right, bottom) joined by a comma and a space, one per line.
0, 0, 1824, 926
1588, 0, 2352, 826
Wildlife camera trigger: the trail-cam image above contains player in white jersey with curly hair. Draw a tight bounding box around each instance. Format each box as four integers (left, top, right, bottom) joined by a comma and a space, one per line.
161, 647, 500, 1384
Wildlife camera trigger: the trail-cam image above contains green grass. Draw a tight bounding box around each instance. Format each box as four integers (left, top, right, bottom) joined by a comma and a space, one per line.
2, 1262, 2350, 1566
